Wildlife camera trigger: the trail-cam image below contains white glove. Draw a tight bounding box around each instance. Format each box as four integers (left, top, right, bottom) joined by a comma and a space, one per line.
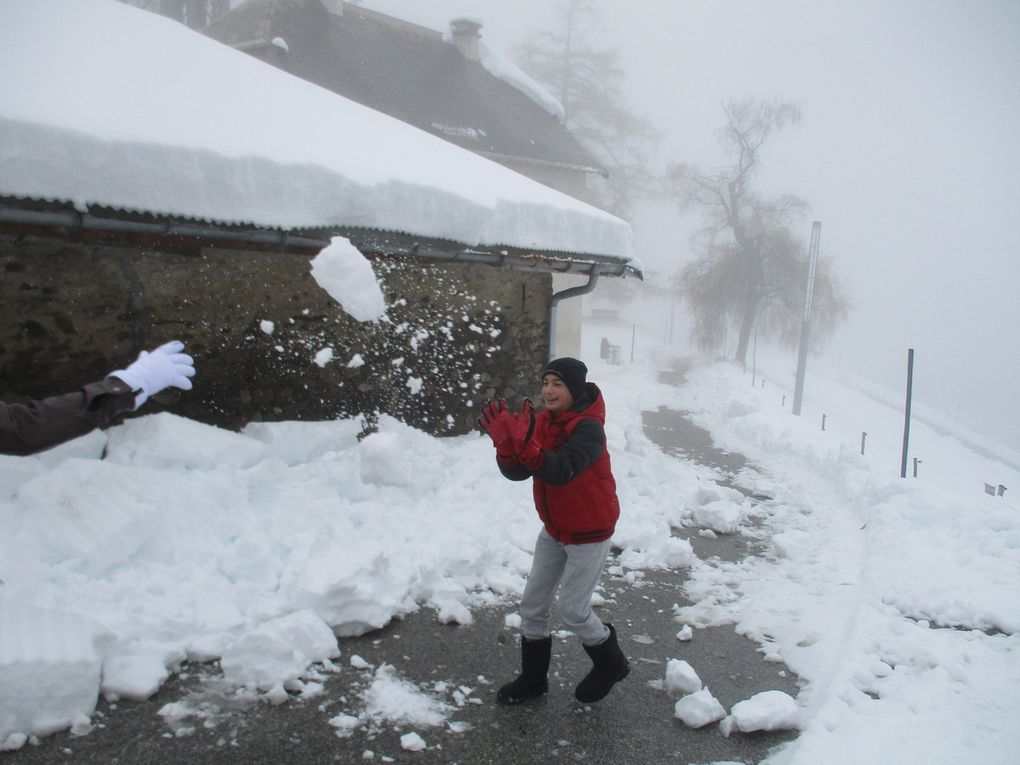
111, 340, 196, 409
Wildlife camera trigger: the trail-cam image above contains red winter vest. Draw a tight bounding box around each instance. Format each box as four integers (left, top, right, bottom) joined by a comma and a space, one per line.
531, 384, 620, 544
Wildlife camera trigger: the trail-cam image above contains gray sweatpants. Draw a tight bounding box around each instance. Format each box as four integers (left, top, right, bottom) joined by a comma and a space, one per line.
519, 528, 612, 646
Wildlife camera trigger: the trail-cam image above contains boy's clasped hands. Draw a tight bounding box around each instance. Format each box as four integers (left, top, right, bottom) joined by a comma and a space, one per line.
478, 399, 543, 469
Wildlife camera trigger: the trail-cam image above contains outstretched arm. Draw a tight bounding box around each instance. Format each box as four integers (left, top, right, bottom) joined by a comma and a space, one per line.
0, 378, 136, 456
0, 340, 196, 456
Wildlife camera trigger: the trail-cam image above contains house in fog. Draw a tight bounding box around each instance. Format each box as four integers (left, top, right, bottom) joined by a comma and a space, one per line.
205, 0, 614, 358
0, 0, 637, 434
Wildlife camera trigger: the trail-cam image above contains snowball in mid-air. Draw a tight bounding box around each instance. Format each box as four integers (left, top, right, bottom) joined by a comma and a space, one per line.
310, 237, 387, 322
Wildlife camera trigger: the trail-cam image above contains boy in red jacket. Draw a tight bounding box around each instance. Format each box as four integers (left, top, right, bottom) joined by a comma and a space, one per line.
480, 357, 629, 705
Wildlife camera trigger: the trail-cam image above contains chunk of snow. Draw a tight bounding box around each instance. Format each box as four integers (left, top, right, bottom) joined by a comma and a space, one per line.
310, 237, 387, 322
0, 604, 113, 741
329, 713, 361, 736
730, 690, 800, 732
664, 659, 703, 694
400, 731, 427, 751
101, 643, 185, 701
314, 347, 334, 367
674, 687, 727, 728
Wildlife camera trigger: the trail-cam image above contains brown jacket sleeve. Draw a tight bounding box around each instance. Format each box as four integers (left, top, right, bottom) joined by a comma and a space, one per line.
0, 377, 137, 456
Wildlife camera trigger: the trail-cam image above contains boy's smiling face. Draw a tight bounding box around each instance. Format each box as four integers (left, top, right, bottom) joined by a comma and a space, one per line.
542, 373, 574, 415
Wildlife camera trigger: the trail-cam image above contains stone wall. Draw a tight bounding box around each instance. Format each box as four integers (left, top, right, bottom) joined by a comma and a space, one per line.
0, 234, 553, 435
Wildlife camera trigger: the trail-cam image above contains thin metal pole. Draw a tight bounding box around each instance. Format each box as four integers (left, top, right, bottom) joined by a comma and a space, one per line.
901, 348, 915, 478
792, 221, 821, 415
752, 332, 757, 386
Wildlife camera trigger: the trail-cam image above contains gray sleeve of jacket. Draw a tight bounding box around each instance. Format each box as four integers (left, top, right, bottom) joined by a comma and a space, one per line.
0, 377, 137, 456
497, 454, 531, 481
532, 419, 606, 486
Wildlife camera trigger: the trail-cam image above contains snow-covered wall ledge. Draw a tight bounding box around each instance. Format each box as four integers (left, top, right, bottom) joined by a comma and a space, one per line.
0, 116, 632, 261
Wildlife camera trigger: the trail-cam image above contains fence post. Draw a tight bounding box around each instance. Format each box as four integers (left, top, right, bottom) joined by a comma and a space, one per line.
861, 431, 867, 455
901, 348, 915, 478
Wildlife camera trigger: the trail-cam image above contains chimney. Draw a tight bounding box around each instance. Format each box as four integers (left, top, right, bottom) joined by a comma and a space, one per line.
449, 18, 482, 61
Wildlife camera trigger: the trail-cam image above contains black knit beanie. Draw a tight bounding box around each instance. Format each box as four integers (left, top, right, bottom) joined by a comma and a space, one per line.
543, 357, 588, 402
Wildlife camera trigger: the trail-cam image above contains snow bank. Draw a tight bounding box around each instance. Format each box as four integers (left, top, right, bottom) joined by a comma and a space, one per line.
2, 350, 1018, 764
666, 358, 1020, 764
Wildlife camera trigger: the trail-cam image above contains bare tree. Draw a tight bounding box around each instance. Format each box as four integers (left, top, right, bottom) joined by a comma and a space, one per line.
669, 97, 848, 363
514, 0, 659, 216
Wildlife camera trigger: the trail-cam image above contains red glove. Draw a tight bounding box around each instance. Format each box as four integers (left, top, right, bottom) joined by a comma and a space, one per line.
508, 399, 544, 470
478, 399, 515, 460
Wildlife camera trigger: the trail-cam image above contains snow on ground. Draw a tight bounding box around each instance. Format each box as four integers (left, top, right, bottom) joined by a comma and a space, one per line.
1, 350, 1018, 763
669, 354, 1020, 764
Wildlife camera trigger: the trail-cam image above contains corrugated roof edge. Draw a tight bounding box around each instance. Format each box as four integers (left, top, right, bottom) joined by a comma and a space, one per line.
0, 197, 642, 280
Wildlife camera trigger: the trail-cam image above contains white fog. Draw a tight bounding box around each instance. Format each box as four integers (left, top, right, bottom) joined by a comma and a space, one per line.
365, 0, 1020, 454
3, 3, 1019, 761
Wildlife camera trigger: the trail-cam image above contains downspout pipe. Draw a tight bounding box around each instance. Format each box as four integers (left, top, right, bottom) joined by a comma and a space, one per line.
548, 269, 600, 360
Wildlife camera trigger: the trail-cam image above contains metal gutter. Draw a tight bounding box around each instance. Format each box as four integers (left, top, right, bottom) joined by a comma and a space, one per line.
0, 203, 642, 280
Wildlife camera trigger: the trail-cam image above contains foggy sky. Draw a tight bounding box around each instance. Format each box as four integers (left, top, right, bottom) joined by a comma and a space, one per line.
362, 0, 1020, 450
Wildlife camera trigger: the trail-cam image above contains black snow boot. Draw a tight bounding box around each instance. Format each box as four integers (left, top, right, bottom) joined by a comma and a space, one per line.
575, 623, 630, 703
497, 635, 552, 705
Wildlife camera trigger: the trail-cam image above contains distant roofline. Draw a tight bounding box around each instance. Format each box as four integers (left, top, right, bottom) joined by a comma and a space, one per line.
342, 2, 443, 40
475, 150, 608, 177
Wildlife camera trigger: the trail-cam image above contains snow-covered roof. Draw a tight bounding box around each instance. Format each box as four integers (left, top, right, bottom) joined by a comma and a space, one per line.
0, 0, 633, 265
206, 0, 589, 171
